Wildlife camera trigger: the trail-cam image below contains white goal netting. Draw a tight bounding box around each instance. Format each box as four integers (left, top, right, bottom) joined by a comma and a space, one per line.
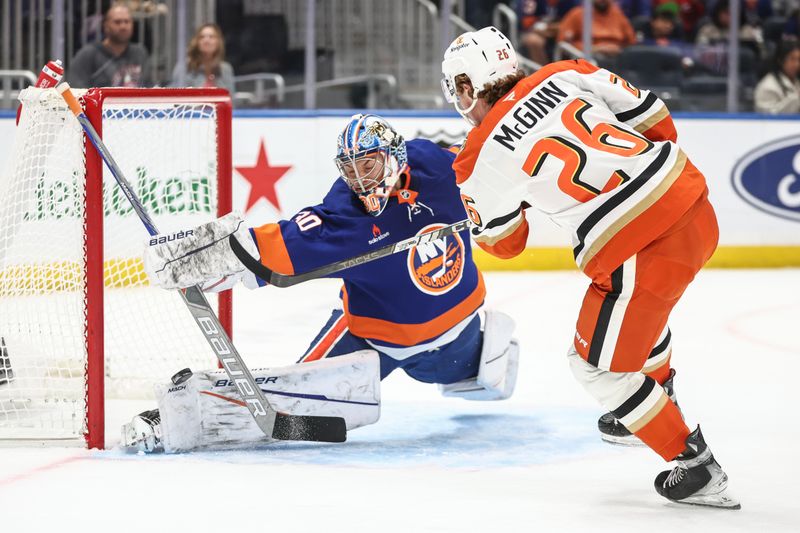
0, 88, 228, 444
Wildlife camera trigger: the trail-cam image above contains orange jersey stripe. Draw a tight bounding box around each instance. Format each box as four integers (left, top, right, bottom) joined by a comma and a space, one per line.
640, 113, 677, 143
251, 222, 295, 275
342, 273, 486, 346
302, 314, 348, 362
475, 218, 529, 259
454, 59, 600, 185
581, 159, 708, 280
633, 400, 690, 461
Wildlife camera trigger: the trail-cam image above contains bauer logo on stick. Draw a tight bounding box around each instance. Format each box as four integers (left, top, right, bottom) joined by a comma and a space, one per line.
407, 223, 465, 295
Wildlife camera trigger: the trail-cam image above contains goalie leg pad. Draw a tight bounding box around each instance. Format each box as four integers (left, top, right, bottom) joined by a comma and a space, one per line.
154, 350, 381, 453
439, 309, 519, 401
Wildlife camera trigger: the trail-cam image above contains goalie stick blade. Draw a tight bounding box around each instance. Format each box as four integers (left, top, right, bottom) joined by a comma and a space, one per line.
272, 413, 347, 443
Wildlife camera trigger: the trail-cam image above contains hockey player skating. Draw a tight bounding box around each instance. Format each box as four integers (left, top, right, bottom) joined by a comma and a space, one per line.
123, 114, 519, 453
441, 27, 739, 509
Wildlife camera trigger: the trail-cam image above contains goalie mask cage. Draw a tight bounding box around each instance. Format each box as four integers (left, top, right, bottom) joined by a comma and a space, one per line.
0, 87, 233, 448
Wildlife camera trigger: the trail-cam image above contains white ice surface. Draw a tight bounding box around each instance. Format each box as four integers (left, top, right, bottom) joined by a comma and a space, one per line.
1, 270, 799, 532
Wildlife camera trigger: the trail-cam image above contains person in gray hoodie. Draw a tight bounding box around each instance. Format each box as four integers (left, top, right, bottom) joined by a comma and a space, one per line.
67, 2, 151, 88
170, 23, 235, 95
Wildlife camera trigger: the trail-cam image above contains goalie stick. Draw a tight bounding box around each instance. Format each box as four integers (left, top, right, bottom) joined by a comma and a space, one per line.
229, 219, 471, 288
57, 83, 346, 444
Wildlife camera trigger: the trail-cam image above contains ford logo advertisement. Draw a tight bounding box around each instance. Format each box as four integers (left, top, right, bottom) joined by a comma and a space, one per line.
732, 136, 800, 222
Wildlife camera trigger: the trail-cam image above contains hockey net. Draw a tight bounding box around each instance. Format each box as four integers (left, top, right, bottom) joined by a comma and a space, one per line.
0, 87, 232, 448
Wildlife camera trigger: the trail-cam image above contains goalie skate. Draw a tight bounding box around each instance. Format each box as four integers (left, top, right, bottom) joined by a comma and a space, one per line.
122, 409, 164, 453
655, 426, 741, 510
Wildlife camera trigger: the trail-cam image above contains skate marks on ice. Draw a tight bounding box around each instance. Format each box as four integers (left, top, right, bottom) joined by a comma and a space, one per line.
109, 404, 605, 468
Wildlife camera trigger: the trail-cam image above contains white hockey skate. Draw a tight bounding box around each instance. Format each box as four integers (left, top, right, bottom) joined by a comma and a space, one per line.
655, 426, 741, 509
121, 409, 164, 453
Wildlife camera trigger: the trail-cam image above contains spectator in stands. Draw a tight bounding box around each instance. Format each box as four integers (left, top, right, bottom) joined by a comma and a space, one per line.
694, 1, 764, 74
638, 3, 696, 67
641, 3, 681, 45
66, 2, 151, 88
754, 41, 800, 113
517, 0, 577, 64
695, 1, 763, 47
557, 0, 636, 60
170, 23, 235, 94
653, 0, 705, 38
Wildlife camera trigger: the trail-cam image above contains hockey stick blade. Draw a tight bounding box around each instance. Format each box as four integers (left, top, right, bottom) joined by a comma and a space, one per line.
273, 412, 347, 443
230, 219, 471, 288
58, 83, 347, 443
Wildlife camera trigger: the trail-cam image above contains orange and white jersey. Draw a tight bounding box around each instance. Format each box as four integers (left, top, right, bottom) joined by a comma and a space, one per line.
454, 59, 708, 280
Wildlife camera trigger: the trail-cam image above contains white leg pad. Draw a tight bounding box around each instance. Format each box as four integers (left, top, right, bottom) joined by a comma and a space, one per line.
439, 309, 519, 401
156, 350, 381, 453
567, 346, 646, 412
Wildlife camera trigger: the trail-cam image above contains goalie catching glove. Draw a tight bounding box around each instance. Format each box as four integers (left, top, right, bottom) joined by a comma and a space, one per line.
143, 212, 261, 291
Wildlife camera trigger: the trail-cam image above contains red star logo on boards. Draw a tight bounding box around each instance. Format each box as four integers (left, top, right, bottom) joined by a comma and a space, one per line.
235, 139, 292, 214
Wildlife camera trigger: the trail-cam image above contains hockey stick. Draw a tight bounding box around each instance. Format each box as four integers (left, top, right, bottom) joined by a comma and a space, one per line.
57, 83, 345, 443
230, 219, 471, 288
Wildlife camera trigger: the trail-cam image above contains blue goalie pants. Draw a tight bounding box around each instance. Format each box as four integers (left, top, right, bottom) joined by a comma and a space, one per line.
297, 309, 483, 384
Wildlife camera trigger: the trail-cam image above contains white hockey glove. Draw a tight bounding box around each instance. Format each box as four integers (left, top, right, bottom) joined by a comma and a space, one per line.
143, 212, 261, 291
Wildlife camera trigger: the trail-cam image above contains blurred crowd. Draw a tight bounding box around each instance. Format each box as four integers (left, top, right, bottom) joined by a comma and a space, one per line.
466, 0, 800, 112
64, 0, 800, 113
66, 3, 234, 94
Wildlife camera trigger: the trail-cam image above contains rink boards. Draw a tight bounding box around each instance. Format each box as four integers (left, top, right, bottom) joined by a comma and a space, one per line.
2, 110, 798, 269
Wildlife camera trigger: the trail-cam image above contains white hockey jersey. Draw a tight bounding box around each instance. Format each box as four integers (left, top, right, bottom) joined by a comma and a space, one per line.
454, 59, 708, 280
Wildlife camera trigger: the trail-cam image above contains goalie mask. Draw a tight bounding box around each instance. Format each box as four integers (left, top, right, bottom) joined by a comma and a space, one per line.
335, 114, 408, 216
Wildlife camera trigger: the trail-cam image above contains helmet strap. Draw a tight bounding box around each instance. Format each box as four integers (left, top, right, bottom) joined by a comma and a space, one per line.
455, 85, 481, 127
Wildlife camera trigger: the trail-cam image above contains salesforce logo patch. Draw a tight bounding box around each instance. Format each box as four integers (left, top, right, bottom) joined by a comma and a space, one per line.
732, 136, 800, 222
407, 223, 465, 295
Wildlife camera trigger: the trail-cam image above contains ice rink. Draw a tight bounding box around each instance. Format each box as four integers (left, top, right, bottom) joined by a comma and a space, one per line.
1, 269, 798, 532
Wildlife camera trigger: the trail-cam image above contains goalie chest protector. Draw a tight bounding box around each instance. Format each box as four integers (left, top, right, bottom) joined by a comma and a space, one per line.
250, 139, 485, 348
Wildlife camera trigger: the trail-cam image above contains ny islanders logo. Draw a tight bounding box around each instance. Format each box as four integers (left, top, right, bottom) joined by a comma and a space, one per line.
407, 224, 465, 295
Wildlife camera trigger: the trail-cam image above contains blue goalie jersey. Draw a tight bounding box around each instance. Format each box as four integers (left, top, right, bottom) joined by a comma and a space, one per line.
249, 139, 485, 350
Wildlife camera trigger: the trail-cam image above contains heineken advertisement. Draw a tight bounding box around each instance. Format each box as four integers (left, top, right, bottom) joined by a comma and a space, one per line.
23, 167, 215, 221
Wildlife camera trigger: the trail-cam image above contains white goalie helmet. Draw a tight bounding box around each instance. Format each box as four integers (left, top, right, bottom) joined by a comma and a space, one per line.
441, 26, 519, 120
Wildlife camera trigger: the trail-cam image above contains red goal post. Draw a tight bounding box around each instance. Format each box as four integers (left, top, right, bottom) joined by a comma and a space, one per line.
0, 87, 233, 448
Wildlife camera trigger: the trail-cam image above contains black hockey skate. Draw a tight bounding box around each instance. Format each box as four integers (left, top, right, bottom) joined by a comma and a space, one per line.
598, 369, 678, 446
655, 426, 740, 509
0, 337, 13, 385
122, 409, 163, 453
